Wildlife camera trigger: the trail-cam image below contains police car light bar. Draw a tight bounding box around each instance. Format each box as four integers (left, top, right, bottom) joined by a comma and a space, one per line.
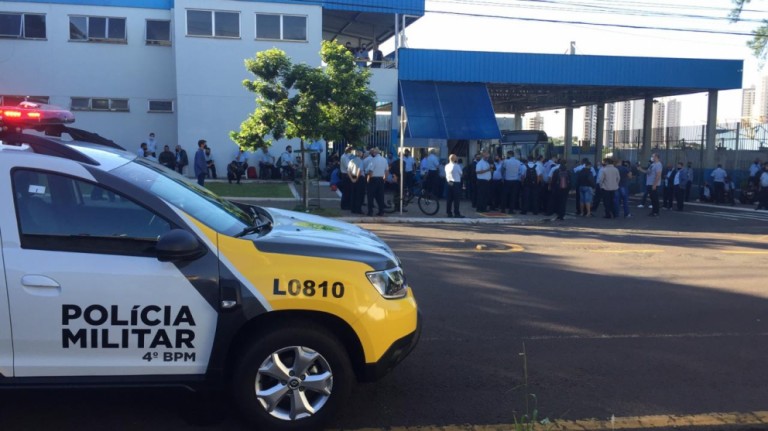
0, 102, 75, 126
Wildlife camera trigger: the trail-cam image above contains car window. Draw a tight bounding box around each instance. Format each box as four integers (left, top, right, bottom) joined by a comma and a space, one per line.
112, 159, 252, 236
13, 169, 172, 255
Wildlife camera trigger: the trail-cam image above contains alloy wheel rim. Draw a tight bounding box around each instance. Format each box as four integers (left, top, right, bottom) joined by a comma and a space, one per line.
255, 346, 334, 421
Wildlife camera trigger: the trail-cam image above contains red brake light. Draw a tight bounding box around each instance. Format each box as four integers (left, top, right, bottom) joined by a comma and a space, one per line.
3, 110, 22, 118
27, 112, 41, 119
0, 103, 74, 126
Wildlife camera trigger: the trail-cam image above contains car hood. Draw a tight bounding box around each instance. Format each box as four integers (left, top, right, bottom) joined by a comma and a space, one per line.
252, 208, 399, 271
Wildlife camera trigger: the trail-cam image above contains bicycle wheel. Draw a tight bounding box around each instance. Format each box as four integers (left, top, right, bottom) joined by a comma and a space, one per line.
418, 194, 440, 215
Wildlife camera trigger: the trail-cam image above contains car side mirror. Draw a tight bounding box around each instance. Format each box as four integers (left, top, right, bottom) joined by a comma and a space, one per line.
156, 229, 206, 262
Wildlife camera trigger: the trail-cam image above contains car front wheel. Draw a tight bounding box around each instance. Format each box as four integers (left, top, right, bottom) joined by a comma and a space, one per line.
232, 325, 354, 431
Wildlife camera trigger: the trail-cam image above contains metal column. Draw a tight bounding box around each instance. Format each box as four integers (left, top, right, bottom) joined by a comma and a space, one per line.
564, 108, 573, 162
595, 103, 605, 165
642, 96, 653, 163
705, 90, 718, 168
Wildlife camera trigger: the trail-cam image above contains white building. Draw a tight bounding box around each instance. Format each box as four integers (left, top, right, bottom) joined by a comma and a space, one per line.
527, 112, 544, 131
666, 98, 681, 146
742, 85, 756, 123
0, 0, 417, 175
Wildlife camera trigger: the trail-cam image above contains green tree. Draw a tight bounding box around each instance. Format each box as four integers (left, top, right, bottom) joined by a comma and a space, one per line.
231, 41, 375, 209
730, 0, 768, 64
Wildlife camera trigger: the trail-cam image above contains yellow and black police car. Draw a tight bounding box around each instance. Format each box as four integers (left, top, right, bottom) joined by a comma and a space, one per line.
0, 102, 420, 430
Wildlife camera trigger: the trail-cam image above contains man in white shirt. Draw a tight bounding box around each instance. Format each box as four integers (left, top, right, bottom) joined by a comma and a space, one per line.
256, 147, 275, 179
280, 145, 296, 180
365, 147, 388, 216
146, 132, 158, 158
444, 154, 465, 218
424, 149, 441, 198
347, 148, 366, 214
475, 151, 492, 212
501, 151, 522, 214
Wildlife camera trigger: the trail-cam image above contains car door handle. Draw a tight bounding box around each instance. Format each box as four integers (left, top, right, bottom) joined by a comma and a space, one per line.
22, 275, 61, 288
21, 275, 62, 296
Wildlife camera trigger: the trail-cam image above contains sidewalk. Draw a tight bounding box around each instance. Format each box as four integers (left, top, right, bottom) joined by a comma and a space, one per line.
225, 181, 550, 225
223, 181, 766, 225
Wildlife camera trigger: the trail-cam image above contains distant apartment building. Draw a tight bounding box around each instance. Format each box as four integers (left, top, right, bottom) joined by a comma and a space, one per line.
582, 105, 597, 145
666, 99, 681, 146
652, 100, 665, 146
527, 112, 544, 131
742, 85, 756, 123
605, 103, 615, 150
760, 75, 768, 123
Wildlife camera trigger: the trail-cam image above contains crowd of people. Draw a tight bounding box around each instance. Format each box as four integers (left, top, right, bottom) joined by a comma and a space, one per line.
132, 132, 768, 212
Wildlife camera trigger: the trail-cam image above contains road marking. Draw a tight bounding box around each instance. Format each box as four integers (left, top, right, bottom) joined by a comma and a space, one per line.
721, 250, 768, 254
591, 249, 663, 254
348, 411, 768, 431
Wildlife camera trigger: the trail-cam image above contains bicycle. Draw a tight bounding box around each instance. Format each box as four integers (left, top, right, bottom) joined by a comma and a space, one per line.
383, 181, 440, 215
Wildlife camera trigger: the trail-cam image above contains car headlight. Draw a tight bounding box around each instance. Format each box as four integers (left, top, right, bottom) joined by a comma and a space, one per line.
366, 267, 408, 299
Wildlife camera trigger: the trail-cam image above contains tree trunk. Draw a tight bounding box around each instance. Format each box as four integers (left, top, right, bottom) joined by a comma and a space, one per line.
300, 138, 308, 210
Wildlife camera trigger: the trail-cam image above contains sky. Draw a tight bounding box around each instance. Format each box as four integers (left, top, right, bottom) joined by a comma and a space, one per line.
394, 0, 768, 138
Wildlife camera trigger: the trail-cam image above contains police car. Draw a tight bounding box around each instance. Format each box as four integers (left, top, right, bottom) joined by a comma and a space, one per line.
0, 102, 420, 430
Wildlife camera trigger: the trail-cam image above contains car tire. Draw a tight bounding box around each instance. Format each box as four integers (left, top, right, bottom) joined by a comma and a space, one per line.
232, 324, 354, 431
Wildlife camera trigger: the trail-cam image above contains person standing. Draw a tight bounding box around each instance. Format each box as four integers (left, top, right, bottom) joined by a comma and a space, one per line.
475, 151, 492, 212
521, 157, 541, 215
663, 163, 676, 210
684, 162, 694, 202
490, 155, 504, 211
616, 160, 632, 218
174, 145, 188, 175
365, 147, 388, 216
158, 145, 176, 170
647, 153, 663, 216
424, 149, 441, 198
402, 149, 415, 197
137, 142, 149, 158
576, 160, 595, 217
673, 161, 689, 211
194, 140, 208, 187
348, 148, 365, 214
339, 146, 354, 210
370, 43, 384, 68
445, 154, 465, 218
757, 162, 768, 210
599, 158, 620, 219
146, 132, 158, 158
551, 163, 571, 220
749, 158, 762, 187
710, 164, 727, 204
501, 150, 522, 214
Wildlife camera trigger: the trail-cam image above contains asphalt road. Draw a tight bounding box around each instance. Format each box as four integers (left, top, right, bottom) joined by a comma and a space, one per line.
1, 202, 766, 430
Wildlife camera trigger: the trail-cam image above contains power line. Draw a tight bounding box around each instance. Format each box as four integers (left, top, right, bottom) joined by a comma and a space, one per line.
423, 8, 758, 37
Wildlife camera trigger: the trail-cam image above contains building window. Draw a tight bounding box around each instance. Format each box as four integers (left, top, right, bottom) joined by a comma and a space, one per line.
186, 10, 239, 38
71, 97, 129, 112
146, 19, 170, 45
255, 13, 306, 41
1, 95, 49, 105
69, 16, 126, 43
0, 13, 46, 39
148, 100, 173, 113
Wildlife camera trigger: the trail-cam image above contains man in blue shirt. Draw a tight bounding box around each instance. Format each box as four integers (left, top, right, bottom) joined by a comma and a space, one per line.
194, 139, 208, 187
710, 164, 727, 204
673, 161, 689, 211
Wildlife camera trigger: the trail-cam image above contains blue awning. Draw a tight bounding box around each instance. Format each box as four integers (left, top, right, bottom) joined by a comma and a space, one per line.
399, 81, 501, 140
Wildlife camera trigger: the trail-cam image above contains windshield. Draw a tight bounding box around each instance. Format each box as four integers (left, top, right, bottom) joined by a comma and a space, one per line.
112, 159, 253, 236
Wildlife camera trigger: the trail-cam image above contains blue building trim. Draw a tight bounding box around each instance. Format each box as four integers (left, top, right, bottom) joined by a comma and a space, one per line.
398, 49, 743, 90
6, 0, 425, 14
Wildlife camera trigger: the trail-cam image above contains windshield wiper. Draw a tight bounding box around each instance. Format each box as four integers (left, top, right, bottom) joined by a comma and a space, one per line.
235, 219, 272, 238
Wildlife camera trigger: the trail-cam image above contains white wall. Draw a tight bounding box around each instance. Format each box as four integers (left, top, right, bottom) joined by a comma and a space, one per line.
172, 0, 323, 175
0, 2, 178, 152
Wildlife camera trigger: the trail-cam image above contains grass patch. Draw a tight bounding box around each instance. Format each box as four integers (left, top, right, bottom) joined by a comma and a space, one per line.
206, 182, 293, 198
292, 205, 342, 218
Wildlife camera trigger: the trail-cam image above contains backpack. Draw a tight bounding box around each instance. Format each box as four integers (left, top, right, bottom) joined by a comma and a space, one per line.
553, 168, 570, 190
579, 167, 595, 188
524, 164, 538, 186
